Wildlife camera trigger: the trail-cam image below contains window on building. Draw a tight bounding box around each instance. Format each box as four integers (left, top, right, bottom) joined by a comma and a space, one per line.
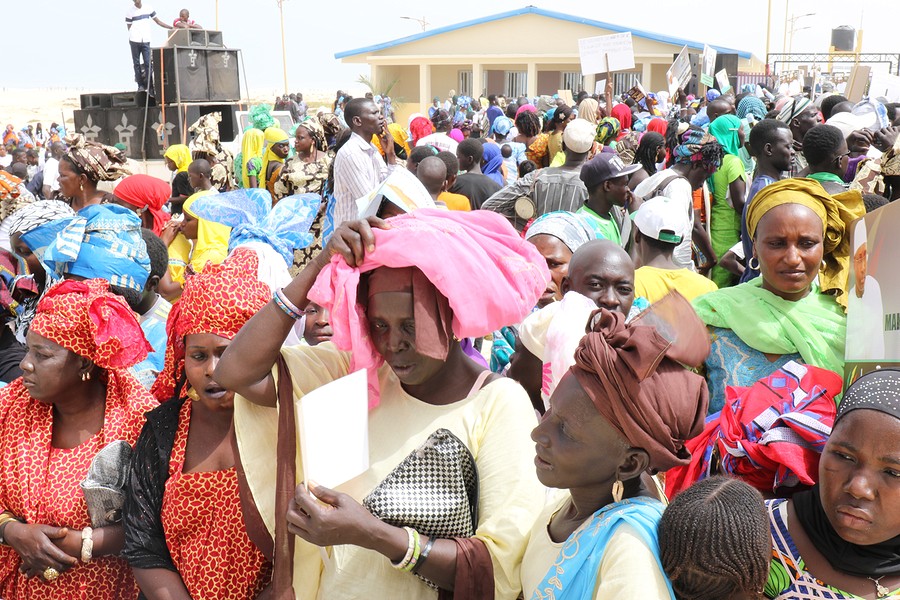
612, 72, 641, 96
562, 71, 582, 93
505, 71, 527, 98
458, 70, 472, 97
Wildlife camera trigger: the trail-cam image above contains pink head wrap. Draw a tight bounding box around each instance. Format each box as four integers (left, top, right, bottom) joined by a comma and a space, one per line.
308, 209, 550, 407
515, 103, 537, 118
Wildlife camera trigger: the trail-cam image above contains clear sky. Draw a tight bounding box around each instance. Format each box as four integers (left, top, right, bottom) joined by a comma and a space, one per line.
2, 0, 888, 92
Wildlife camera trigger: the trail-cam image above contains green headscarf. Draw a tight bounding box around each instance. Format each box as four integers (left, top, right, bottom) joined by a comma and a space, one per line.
708, 114, 743, 157
692, 278, 846, 377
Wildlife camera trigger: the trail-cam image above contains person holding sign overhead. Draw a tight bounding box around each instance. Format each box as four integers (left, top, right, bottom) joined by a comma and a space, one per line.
218, 209, 550, 599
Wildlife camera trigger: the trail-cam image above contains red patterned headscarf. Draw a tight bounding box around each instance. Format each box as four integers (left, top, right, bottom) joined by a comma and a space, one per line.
30, 279, 151, 370
151, 248, 271, 401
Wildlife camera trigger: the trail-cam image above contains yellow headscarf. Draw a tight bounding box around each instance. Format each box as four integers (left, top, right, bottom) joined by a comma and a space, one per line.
172, 190, 232, 279
240, 129, 265, 189
259, 128, 289, 189
164, 144, 192, 173
746, 178, 865, 309
372, 123, 411, 159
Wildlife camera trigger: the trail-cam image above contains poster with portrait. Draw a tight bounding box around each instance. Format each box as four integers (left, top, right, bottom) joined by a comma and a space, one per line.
844, 201, 900, 386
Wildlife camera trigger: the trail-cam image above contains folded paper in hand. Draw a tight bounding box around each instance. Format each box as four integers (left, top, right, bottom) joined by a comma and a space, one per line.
296, 369, 369, 489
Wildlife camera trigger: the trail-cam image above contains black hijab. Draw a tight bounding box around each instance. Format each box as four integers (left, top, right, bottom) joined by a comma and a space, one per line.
794, 370, 900, 577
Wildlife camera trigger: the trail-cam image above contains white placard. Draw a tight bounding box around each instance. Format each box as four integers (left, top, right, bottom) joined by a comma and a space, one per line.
578, 32, 635, 75
666, 46, 693, 97
701, 45, 717, 87
869, 71, 900, 103
296, 369, 369, 489
715, 69, 733, 93
594, 79, 607, 95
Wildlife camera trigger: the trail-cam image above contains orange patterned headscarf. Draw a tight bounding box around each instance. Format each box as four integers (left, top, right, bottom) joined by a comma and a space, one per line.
151, 248, 271, 401
30, 278, 151, 370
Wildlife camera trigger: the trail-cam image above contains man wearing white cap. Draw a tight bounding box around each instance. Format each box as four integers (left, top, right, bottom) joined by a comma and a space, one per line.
633, 195, 718, 303
481, 118, 596, 230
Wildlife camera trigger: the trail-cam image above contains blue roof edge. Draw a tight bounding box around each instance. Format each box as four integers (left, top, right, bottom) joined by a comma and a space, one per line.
334, 6, 752, 60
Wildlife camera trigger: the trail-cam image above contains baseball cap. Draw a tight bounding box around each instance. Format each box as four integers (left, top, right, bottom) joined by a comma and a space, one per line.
579, 152, 642, 188
563, 118, 596, 154
632, 195, 690, 244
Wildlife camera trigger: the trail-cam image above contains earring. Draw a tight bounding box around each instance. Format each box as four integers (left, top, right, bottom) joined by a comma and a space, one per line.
79, 181, 84, 192
186, 387, 201, 402
81, 371, 91, 382
612, 480, 624, 504
748, 256, 760, 271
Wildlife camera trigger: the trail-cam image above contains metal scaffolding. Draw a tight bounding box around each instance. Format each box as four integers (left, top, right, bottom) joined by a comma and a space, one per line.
766, 53, 900, 75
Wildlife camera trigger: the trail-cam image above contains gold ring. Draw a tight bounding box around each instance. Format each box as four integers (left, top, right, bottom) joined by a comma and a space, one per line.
42, 567, 60, 582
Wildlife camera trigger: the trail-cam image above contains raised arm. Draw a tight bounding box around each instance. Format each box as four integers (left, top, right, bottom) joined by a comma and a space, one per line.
215, 218, 388, 407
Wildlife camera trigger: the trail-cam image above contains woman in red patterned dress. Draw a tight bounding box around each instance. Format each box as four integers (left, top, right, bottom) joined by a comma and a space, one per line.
0, 279, 157, 599
123, 249, 272, 600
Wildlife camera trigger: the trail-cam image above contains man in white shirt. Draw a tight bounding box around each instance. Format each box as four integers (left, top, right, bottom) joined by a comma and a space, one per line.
41, 142, 64, 199
125, 0, 172, 91
332, 98, 396, 226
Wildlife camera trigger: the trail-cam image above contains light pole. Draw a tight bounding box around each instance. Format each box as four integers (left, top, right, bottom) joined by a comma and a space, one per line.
278, 0, 289, 94
787, 12, 815, 54
400, 16, 429, 31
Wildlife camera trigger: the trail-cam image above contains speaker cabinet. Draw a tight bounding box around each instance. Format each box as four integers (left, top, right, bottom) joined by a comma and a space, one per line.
207, 49, 240, 101
152, 47, 210, 102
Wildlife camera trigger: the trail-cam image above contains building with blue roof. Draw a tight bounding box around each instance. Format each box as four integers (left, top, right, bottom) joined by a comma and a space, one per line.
336, 6, 761, 121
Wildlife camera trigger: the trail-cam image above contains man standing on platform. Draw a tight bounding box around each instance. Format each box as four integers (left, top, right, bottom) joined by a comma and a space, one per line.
126, 0, 173, 92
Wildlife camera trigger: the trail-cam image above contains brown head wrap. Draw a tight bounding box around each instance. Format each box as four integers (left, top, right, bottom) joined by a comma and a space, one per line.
63, 134, 130, 182
571, 305, 709, 472
365, 266, 453, 362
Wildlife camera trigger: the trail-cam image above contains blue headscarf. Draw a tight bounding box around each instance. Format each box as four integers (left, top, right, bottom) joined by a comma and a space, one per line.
481, 143, 505, 186
20, 204, 150, 292
737, 96, 767, 121
187, 188, 320, 268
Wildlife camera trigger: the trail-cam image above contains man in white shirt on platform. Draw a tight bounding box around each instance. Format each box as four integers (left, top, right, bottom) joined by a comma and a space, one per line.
125, 0, 172, 91
332, 98, 397, 226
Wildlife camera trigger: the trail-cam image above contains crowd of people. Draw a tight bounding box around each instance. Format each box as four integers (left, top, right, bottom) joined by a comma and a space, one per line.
0, 71, 898, 600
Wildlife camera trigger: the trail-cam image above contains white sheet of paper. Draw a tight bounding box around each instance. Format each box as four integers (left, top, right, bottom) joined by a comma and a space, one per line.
578, 32, 635, 75
296, 369, 369, 490
594, 79, 607, 95
666, 46, 693, 97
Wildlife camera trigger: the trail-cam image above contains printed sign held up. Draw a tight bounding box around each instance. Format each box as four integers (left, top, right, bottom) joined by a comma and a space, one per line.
578, 32, 635, 75
666, 46, 693, 97
701, 45, 717, 88
715, 68, 732, 93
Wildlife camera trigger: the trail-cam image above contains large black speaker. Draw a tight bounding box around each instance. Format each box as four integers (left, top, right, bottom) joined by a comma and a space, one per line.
152, 46, 210, 102
206, 49, 240, 101
144, 104, 240, 160
73, 109, 113, 147
714, 54, 739, 92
